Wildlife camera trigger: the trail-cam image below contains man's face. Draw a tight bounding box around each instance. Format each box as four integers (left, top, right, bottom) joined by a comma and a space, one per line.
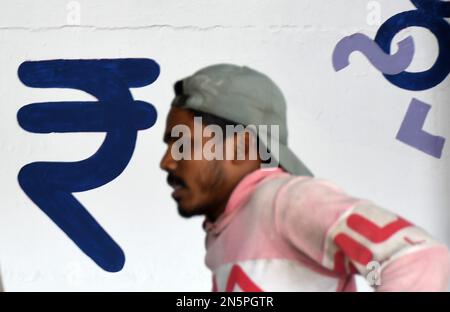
160, 106, 229, 219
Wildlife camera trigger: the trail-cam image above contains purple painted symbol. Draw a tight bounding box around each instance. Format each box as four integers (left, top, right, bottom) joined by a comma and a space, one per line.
396, 98, 445, 158
332, 33, 415, 75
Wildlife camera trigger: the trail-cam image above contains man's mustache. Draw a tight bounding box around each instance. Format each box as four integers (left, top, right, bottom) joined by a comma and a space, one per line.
167, 173, 186, 187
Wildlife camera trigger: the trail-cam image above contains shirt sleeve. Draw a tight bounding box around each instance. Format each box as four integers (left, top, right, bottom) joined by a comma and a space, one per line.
274, 177, 450, 291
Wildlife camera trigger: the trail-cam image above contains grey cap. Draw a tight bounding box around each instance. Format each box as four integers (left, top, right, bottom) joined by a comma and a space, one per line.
171, 64, 313, 177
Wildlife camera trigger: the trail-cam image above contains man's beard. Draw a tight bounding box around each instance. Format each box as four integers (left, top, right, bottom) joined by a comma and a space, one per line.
176, 161, 226, 219
177, 203, 206, 218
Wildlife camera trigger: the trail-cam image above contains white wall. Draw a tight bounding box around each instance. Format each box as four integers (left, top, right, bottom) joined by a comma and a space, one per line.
0, 0, 448, 291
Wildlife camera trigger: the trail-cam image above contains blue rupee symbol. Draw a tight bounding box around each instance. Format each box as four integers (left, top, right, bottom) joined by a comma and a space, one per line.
17, 59, 159, 272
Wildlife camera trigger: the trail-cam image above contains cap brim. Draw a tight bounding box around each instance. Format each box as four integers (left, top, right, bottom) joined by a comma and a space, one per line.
277, 143, 313, 176
256, 126, 313, 176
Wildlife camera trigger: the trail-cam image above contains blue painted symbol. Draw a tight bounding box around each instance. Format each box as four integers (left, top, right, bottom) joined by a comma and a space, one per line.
396, 98, 445, 158
374, 7, 450, 91
410, 0, 450, 18
332, 33, 415, 75
332, 0, 449, 158
17, 59, 159, 272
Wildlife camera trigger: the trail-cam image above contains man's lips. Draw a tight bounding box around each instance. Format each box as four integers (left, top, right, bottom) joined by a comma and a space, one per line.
171, 185, 186, 199
167, 174, 187, 198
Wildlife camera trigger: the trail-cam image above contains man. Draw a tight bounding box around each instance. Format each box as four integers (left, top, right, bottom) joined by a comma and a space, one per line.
160, 64, 450, 291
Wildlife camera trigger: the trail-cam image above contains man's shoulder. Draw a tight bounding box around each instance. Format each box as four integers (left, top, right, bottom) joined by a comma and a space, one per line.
248, 172, 354, 218
255, 172, 346, 197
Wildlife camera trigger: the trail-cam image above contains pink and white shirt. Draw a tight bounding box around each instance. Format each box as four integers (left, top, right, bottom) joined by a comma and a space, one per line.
203, 168, 450, 292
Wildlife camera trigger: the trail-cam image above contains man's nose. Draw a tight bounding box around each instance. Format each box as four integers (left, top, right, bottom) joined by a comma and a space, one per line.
160, 148, 177, 172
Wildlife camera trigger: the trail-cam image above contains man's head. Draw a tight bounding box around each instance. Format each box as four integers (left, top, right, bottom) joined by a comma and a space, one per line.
160, 64, 313, 221
160, 106, 262, 221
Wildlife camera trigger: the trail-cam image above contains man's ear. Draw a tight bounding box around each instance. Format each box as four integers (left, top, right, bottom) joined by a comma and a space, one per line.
227, 131, 258, 164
